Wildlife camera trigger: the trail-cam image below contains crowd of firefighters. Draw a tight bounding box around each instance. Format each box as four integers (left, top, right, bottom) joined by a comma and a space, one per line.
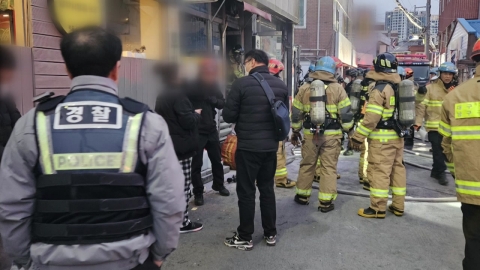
262, 39, 480, 269
264, 41, 480, 224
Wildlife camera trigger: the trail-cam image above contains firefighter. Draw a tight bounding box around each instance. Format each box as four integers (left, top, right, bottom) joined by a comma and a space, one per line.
344, 69, 364, 156
355, 70, 377, 191
415, 62, 458, 186
402, 68, 419, 147
269, 59, 296, 188
351, 52, 407, 219
439, 39, 480, 270
291, 56, 354, 212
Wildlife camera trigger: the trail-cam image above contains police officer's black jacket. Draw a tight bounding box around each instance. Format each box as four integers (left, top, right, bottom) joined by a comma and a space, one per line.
0, 95, 20, 160
155, 89, 201, 160
186, 81, 225, 135
223, 65, 289, 152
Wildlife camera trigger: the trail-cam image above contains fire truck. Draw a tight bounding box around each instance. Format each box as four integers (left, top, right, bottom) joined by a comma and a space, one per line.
393, 54, 431, 86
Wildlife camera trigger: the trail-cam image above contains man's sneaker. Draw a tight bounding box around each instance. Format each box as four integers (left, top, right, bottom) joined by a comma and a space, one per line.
294, 194, 309, 205
387, 204, 404, 217
180, 222, 203, 234
264, 235, 276, 246
212, 186, 231, 196
194, 194, 204, 206
358, 207, 386, 219
343, 149, 354, 156
224, 232, 253, 251
318, 201, 335, 213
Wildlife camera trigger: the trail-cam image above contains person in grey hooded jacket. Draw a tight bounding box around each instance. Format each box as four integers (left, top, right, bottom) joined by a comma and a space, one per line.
0, 27, 185, 270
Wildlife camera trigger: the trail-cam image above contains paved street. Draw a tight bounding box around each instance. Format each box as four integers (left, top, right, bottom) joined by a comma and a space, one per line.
167, 143, 464, 270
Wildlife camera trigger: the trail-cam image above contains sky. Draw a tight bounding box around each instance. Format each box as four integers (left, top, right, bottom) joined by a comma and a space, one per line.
368, 0, 441, 23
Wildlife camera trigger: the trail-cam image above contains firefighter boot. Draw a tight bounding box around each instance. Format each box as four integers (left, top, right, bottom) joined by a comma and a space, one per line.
387, 204, 404, 217
358, 207, 386, 219
431, 172, 448, 186
313, 176, 320, 183
294, 195, 310, 205
318, 201, 335, 213
343, 149, 354, 156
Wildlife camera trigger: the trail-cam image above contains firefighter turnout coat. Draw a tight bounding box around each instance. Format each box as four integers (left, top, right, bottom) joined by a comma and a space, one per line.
416, 79, 452, 132
440, 66, 480, 206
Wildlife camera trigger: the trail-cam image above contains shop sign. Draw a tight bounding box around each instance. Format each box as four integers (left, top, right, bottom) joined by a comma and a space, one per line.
48, 0, 103, 35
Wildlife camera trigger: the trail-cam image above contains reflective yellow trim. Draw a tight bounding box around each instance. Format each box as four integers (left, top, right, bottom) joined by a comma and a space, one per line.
318, 192, 338, 201
342, 121, 354, 131
423, 100, 443, 107
446, 162, 455, 174
338, 98, 351, 109
36, 112, 55, 175
366, 104, 383, 115
357, 124, 372, 137
324, 129, 342, 136
456, 180, 480, 196
391, 186, 406, 196
326, 104, 337, 112
390, 97, 395, 106
451, 126, 480, 140
304, 104, 311, 113
369, 129, 399, 142
121, 113, 143, 173
275, 168, 288, 177
293, 99, 304, 111
438, 121, 452, 137
296, 187, 312, 197
292, 122, 303, 130
425, 121, 440, 129
317, 159, 321, 165
370, 188, 389, 198
455, 102, 480, 119
53, 153, 123, 170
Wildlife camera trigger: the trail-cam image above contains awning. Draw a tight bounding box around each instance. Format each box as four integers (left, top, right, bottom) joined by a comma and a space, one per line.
243, 2, 272, 22
330, 56, 344, 68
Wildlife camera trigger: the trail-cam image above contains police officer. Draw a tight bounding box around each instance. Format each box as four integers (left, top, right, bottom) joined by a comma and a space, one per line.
0, 27, 185, 270
291, 56, 354, 212
440, 39, 480, 270
415, 62, 458, 185
352, 53, 407, 219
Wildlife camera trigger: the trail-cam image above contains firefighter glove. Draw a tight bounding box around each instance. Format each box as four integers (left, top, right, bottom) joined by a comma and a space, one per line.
291, 131, 302, 146
351, 138, 363, 152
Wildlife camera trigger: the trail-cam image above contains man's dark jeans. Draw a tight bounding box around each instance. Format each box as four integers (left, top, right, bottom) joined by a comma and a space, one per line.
462, 203, 480, 270
428, 131, 447, 176
191, 132, 225, 195
235, 149, 277, 241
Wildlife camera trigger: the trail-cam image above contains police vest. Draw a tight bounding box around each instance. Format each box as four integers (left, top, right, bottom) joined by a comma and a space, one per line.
33, 89, 152, 245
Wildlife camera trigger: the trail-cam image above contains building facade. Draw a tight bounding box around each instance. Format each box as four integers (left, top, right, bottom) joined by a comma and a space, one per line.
294, 0, 356, 74
438, 0, 480, 65
385, 8, 409, 42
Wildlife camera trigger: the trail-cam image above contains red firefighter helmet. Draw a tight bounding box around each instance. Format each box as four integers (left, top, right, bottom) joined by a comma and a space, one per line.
405, 68, 414, 79
268, 59, 285, 75
471, 39, 480, 61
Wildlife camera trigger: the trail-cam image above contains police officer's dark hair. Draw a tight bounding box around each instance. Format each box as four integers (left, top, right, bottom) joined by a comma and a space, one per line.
60, 27, 122, 78
244, 49, 269, 66
0, 45, 16, 70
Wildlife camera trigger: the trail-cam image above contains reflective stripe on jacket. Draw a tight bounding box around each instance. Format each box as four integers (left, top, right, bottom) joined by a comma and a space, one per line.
291, 71, 354, 137
416, 79, 451, 132
352, 71, 402, 143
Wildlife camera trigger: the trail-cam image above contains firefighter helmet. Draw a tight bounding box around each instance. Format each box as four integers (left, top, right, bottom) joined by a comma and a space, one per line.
397, 66, 406, 77
346, 68, 359, 78
309, 64, 315, 73
373, 53, 398, 73
471, 39, 480, 61
268, 59, 284, 75
438, 62, 457, 75
405, 68, 414, 79
315, 56, 337, 75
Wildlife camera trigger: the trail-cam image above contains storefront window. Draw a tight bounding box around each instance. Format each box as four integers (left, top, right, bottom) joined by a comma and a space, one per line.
106, 0, 164, 60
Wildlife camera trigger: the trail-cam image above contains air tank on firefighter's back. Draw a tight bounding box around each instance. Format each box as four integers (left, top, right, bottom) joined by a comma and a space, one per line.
309, 80, 326, 126
398, 79, 416, 127
349, 79, 363, 115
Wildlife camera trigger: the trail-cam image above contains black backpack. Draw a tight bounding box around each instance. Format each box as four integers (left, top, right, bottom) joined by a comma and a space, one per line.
251, 73, 290, 141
